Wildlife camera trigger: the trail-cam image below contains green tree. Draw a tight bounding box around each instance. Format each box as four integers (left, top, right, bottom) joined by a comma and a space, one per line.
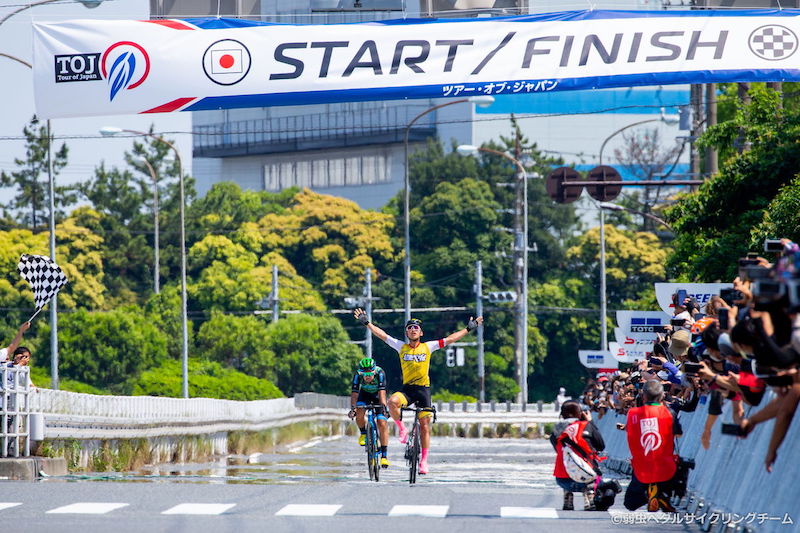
265, 313, 361, 396
0, 117, 73, 229
195, 312, 275, 379
666, 89, 800, 280
143, 286, 194, 360
566, 224, 667, 305
130, 358, 283, 400
37, 306, 168, 390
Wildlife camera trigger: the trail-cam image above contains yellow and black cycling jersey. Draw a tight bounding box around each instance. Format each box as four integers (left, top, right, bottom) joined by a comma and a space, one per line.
384, 336, 445, 387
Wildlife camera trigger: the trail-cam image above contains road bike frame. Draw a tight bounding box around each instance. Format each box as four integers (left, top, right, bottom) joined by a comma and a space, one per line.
357, 403, 383, 482
400, 406, 436, 484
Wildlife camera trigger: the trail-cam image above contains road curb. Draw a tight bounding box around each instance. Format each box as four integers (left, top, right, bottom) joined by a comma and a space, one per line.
0, 457, 67, 480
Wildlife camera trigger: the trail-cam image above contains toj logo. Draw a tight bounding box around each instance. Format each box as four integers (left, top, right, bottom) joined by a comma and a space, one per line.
54, 53, 101, 83
53, 41, 151, 103
203, 39, 252, 85
749, 25, 798, 61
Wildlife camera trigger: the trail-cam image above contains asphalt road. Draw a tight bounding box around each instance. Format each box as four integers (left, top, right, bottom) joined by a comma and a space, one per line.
0, 436, 691, 533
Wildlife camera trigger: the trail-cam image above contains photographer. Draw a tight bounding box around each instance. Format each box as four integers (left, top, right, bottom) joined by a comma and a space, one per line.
624, 380, 683, 513
551, 400, 605, 511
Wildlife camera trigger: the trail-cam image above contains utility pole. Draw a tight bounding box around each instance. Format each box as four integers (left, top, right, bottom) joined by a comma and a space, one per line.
705, 83, 718, 176
271, 265, 279, 323
690, 84, 702, 177
365, 267, 373, 358
513, 131, 527, 406
475, 260, 485, 403
736, 83, 752, 153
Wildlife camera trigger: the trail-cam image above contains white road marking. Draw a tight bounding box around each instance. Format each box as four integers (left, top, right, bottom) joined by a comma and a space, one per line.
161, 503, 236, 515
46, 503, 128, 514
287, 435, 342, 453
0, 503, 21, 511
500, 506, 559, 519
388, 505, 449, 517
275, 504, 342, 516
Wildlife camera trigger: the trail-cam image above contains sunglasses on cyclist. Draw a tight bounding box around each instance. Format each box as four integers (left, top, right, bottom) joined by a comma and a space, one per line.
359, 370, 375, 377
406, 325, 421, 330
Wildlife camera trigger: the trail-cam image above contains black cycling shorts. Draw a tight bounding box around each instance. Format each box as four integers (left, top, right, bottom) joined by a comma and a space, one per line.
397, 384, 431, 409
356, 391, 386, 417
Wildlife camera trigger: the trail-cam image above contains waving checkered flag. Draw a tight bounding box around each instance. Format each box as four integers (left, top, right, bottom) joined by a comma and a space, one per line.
18, 254, 68, 320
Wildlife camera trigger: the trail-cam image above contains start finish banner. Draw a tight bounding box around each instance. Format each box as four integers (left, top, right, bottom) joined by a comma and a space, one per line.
33, 9, 800, 118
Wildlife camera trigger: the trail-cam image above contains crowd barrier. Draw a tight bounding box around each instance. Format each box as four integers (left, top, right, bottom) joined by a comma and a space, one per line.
594, 391, 800, 533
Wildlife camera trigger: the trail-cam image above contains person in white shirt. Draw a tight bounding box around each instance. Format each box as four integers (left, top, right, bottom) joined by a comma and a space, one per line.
0, 322, 30, 363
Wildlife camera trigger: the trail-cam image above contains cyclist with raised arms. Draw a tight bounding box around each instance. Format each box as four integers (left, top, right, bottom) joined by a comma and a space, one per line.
349, 357, 390, 468
353, 308, 483, 475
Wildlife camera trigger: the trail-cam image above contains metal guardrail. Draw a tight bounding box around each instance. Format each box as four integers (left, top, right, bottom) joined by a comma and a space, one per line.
1, 365, 31, 458
594, 391, 800, 533
2, 387, 559, 448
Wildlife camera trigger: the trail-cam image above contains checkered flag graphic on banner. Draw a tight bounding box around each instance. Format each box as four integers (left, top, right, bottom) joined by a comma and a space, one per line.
17, 254, 69, 311
749, 25, 798, 60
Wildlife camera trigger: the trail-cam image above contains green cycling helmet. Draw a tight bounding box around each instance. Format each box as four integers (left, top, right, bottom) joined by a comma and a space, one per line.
358, 357, 376, 372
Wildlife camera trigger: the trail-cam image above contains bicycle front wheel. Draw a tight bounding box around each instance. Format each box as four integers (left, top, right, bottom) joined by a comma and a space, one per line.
366, 425, 376, 481
371, 424, 380, 482
409, 428, 420, 484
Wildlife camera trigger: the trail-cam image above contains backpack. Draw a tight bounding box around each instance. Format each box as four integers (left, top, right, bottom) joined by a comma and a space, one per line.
561, 437, 598, 483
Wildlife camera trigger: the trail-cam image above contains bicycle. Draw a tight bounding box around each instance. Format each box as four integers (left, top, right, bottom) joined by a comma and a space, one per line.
400, 406, 436, 484
354, 403, 383, 482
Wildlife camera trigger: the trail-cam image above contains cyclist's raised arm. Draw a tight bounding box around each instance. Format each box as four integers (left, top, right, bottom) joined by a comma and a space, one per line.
354, 307, 390, 342
442, 316, 483, 346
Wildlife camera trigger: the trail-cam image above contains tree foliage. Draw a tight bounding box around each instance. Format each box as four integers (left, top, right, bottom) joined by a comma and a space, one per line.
0, 117, 73, 229
36, 307, 168, 391
667, 88, 800, 280
130, 358, 283, 400
195, 312, 275, 380
265, 313, 361, 396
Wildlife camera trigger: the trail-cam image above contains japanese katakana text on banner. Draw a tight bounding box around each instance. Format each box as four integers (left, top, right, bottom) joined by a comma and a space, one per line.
33, 9, 800, 118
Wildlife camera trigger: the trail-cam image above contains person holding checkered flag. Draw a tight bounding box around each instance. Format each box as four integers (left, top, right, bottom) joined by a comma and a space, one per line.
17, 254, 69, 322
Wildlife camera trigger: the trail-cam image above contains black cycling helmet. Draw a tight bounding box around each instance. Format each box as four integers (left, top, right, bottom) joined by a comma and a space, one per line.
405, 318, 423, 329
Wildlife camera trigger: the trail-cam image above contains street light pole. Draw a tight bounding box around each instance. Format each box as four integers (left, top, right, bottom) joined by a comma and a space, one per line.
456, 144, 529, 405
403, 95, 494, 323
100, 127, 189, 398
596, 111, 678, 352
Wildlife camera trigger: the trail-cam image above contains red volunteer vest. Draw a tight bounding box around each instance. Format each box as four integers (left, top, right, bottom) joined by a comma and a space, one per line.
553, 420, 595, 478
626, 404, 677, 483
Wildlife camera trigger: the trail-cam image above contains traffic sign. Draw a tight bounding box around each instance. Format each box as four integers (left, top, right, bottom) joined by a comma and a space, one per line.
585, 165, 622, 202
546, 167, 583, 203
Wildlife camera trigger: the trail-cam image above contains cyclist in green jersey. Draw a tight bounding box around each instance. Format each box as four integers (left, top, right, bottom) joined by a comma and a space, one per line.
349, 357, 390, 468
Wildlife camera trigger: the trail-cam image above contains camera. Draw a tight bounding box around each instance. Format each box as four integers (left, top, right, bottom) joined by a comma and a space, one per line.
670, 318, 686, 327
629, 371, 642, 384
719, 288, 743, 306
764, 239, 784, 253
741, 265, 771, 282
683, 362, 702, 374
752, 279, 786, 307
675, 289, 687, 305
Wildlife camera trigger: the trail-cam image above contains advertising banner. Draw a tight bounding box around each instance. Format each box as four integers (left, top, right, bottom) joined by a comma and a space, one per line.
614, 327, 658, 349
578, 350, 618, 369
608, 342, 648, 364
615, 310, 671, 333
654, 282, 732, 315
32, 10, 800, 118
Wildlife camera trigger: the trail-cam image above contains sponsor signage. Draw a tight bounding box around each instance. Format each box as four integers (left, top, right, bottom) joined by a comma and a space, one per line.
614, 327, 657, 348
608, 342, 648, 364
578, 350, 617, 369
615, 311, 671, 333
654, 283, 732, 315
32, 10, 800, 118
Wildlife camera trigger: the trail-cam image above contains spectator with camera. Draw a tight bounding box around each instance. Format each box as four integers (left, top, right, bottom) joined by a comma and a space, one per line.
550, 400, 606, 511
